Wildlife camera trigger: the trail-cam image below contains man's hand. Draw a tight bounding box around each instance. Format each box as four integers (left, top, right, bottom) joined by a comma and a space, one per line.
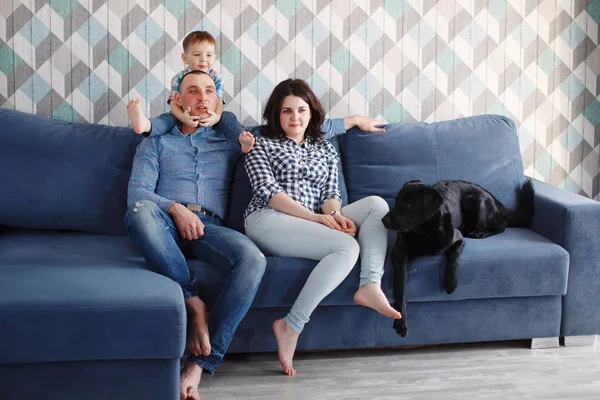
168, 203, 205, 240
333, 213, 357, 237
199, 110, 221, 127
345, 116, 386, 133
182, 107, 201, 128
239, 131, 255, 153
355, 116, 386, 132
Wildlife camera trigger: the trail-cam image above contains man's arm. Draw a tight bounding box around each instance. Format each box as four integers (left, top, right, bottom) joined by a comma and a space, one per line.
321, 116, 386, 140
127, 138, 175, 212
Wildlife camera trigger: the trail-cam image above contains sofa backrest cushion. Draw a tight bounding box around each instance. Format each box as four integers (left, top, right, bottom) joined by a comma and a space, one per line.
341, 115, 525, 210
0, 109, 142, 235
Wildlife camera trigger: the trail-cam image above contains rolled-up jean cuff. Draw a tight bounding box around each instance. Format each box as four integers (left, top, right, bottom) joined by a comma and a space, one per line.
181, 280, 198, 299
188, 351, 224, 375
359, 275, 382, 287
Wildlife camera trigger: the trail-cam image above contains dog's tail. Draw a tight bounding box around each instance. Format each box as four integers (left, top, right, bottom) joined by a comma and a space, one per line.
505, 178, 535, 227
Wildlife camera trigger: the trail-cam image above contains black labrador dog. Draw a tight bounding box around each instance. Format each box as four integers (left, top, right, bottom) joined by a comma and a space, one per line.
381, 179, 534, 337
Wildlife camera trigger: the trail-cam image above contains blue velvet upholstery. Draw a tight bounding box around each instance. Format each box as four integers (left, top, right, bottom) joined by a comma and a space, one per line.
1, 108, 598, 400
0, 109, 142, 235
0, 359, 180, 400
530, 179, 600, 336
341, 115, 523, 209
0, 229, 186, 364
192, 228, 568, 308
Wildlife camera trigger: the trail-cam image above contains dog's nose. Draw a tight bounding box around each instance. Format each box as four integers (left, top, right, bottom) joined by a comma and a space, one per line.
381, 213, 391, 228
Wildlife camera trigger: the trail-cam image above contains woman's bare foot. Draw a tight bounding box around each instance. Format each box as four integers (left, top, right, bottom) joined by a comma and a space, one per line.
180, 361, 202, 400
126, 99, 151, 134
272, 318, 299, 376
185, 297, 211, 357
354, 282, 402, 319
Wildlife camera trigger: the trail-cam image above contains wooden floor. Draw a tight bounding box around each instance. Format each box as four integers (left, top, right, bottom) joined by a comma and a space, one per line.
197, 339, 600, 399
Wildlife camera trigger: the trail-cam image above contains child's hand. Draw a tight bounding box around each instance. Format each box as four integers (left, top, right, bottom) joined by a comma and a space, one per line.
239, 131, 255, 153
182, 107, 201, 128
198, 110, 221, 127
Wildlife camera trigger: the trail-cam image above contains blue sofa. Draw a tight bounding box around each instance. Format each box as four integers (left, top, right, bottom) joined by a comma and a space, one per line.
1, 108, 598, 399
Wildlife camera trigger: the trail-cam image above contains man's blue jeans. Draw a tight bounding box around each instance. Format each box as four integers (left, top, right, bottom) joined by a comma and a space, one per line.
124, 201, 266, 374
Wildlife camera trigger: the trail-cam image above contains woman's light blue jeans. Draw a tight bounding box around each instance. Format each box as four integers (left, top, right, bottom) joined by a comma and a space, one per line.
245, 196, 389, 333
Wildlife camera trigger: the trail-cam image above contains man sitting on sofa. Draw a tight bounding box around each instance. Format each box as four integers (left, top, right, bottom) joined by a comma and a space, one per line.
125, 70, 268, 400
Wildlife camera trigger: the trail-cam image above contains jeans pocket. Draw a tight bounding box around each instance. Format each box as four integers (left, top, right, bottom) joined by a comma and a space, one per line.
244, 207, 272, 231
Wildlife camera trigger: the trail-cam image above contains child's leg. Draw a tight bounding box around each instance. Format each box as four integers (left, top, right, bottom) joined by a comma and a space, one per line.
147, 112, 177, 137
126, 99, 176, 136
215, 111, 245, 142
127, 100, 151, 134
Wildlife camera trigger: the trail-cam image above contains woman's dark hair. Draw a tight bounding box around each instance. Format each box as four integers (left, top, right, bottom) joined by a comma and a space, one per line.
261, 79, 326, 142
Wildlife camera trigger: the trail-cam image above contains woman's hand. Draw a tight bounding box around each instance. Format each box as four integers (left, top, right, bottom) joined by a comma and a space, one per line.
310, 213, 343, 231
333, 213, 357, 237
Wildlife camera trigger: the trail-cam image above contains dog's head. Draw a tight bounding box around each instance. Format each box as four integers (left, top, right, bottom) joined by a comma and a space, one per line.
381, 180, 444, 232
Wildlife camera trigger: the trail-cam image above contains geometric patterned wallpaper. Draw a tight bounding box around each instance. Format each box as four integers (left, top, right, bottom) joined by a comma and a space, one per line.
1, 0, 599, 198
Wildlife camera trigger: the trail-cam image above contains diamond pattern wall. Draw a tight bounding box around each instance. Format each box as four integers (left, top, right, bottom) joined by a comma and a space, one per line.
1, 0, 599, 198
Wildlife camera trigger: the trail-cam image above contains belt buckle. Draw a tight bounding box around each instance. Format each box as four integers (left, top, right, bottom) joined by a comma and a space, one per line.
186, 204, 203, 212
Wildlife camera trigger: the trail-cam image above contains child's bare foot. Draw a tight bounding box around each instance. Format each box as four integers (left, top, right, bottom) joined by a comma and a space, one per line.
354, 282, 402, 319
272, 318, 299, 375
126, 99, 151, 134
239, 131, 255, 153
180, 361, 202, 400
185, 297, 211, 357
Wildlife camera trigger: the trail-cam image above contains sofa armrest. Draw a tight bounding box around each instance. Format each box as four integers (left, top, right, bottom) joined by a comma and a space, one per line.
530, 178, 600, 337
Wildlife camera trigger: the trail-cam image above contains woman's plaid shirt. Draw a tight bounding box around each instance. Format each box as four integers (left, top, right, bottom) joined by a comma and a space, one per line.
244, 136, 342, 220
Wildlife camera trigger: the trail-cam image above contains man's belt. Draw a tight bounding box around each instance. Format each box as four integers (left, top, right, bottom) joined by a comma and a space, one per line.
183, 204, 221, 220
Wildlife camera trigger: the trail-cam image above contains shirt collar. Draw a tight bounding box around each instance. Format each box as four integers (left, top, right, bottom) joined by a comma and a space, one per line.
170, 124, 215, 137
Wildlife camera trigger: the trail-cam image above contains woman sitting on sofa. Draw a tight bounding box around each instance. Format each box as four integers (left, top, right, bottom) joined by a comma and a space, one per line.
244, 79, 402, 376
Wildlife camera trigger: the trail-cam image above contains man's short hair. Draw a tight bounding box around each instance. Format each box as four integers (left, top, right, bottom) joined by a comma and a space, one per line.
182, 31, 216, 52
178, 70, 213, 93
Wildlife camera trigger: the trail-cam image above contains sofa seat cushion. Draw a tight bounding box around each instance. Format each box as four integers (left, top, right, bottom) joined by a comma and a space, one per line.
192, 228, 568, 309
382, 228, 569, 302
0, 229, 185, 364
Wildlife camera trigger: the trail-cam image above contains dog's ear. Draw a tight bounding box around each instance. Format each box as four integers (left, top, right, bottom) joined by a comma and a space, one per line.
421, 186, 444, 218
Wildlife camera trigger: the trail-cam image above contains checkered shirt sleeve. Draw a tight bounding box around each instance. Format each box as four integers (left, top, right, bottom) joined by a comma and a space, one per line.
319, 141, 342, 206
209, 70, 225, 100
244, 138, 284, 204
167, 69, 188, 104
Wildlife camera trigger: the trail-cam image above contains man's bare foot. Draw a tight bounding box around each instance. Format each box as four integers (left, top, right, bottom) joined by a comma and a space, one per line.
354, 282, 402, 319
185, 297, 211, 357
126, 99, 151, 134
239, 131, 255, 153
272, 318, 299, 376
180, 361, 202, 400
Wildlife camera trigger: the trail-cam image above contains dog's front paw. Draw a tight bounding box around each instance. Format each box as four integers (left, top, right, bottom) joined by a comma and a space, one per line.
444, 271, 457, 294
394, 318, 408, 337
